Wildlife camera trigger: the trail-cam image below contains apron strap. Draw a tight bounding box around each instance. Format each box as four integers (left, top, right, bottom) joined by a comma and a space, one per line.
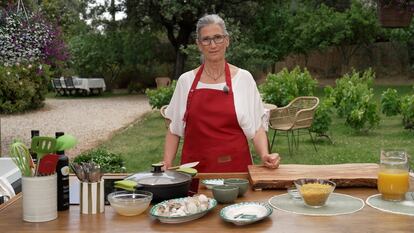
224, 62, 232, 94
183, 61, 232, 122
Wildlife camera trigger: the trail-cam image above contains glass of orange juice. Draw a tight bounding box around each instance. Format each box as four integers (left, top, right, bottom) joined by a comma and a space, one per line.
378, 149, 409, 201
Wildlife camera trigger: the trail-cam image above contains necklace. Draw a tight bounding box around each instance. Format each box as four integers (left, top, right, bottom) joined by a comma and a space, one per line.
204, 66, 224, 81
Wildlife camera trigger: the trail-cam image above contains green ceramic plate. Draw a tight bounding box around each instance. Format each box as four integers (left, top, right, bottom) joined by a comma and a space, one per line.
150, 196, 217, 224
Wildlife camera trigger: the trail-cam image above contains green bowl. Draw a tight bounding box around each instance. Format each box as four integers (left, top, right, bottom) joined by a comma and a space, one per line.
224, 178, 249, 197
212, 185, 239, 204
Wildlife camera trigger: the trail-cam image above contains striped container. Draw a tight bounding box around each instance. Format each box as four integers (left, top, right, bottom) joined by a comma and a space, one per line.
80, 179, 104, 214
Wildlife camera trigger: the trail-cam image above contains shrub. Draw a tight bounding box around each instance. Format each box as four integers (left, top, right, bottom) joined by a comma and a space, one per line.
381, 88, 401, 116
259, 66, 318, 107
0, 63, 51, 114
400, 95, 414, 130
328, 69, 379, 132
145, 80, 177, 109
310, 97, 334, 137
330, 69, 374, 117
346, 93, 380, 132
73, 148, 126, 173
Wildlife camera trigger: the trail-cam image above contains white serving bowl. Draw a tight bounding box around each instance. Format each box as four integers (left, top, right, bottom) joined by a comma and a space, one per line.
108, 190, 152, 216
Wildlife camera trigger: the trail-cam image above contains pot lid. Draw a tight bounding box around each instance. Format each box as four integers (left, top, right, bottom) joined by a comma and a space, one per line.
126, 164, 191, 186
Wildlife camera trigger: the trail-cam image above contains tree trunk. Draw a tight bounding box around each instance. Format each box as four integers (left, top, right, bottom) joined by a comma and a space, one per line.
110, 0, 115, 22
271, 62, 276, 73
174, 49, 186, 79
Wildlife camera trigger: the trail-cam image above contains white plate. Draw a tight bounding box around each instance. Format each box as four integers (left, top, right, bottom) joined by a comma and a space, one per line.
150, 196, 217, 224
220, 202, 273, 226
201, 179, 224, 189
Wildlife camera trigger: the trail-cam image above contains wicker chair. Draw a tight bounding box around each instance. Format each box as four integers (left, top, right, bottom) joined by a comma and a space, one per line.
268, 96, 319, 155
160, 105, 170, 129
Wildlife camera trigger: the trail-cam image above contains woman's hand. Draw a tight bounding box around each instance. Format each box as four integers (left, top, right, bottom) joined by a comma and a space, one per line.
162, 160, 173, 171
261, 153, 280, 169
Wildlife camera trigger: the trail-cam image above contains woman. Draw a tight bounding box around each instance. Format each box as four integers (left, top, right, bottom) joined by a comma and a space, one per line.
163, 14, 280, 172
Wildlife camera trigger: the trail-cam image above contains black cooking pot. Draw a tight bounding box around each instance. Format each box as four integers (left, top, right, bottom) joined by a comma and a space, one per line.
125, 164, 192, 203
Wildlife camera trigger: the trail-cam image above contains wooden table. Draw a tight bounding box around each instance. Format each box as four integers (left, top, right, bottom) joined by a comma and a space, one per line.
1, 173, 413, 233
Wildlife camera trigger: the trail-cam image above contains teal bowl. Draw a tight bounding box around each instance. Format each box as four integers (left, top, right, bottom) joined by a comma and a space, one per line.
224, 178, 249, 197
212, 185, 239, 204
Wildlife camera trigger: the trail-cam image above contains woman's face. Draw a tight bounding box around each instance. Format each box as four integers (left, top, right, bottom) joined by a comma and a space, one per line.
197, 24, 229, 63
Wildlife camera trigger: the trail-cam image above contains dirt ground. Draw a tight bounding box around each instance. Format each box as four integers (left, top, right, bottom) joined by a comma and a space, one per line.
0, 95, 151, 158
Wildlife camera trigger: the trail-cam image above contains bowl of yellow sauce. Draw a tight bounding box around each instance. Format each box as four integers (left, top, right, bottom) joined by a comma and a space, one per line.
294, 179, 336, 208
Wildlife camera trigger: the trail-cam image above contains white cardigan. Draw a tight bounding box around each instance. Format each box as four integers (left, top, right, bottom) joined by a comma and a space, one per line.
165, 68, 266, 139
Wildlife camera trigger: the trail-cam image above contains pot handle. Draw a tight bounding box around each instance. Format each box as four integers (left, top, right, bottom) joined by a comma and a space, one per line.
151, 163, 164, 173
114, 180, 142, 191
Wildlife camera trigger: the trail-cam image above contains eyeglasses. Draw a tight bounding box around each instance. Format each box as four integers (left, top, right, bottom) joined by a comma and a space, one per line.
199, 34, 227, 46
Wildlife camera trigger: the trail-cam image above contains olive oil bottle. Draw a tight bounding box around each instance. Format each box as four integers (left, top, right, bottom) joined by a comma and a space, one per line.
55, 132, 70, 211
30, 130, 39, 164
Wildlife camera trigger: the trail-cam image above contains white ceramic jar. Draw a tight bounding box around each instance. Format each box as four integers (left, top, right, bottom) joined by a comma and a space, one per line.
22, 174, 57, 222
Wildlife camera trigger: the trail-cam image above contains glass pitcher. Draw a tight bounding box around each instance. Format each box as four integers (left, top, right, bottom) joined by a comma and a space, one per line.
378, 149, 409, 201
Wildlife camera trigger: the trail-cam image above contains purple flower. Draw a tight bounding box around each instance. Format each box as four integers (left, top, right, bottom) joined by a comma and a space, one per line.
0, 9, 70, 65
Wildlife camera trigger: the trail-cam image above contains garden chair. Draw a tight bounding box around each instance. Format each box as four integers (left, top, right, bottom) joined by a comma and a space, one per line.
268, 96, 319, 155
52, 78, 65, 96
263, 103, 277, 111
63, 77, 78, 95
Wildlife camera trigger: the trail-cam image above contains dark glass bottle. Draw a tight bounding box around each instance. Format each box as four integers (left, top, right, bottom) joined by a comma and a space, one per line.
55, 132, 70, 211
30, 130, 40, 164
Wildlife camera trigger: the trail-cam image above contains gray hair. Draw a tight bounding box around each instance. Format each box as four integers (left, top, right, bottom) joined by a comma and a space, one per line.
196, 14, 229, 39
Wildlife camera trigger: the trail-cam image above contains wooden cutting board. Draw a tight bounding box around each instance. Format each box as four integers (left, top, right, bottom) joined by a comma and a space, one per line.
248, 163, 379, 190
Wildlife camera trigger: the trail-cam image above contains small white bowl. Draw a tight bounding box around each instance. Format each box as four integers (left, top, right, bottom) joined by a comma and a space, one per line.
201, 179, 224, 189
108, 191, 152, 216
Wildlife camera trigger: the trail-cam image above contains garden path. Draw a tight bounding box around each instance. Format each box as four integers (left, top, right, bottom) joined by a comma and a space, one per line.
0, 95, 151, 158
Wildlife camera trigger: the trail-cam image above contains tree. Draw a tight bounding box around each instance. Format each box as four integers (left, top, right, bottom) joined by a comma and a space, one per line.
387, 21, 414, 69
288, 3, 347, 65
257, 0, 382, 72
39, 0, 89, 38
69, 30, 125, 89
124, 0, 260, 79
252, 1, 298, 72
334, 1, 380, 70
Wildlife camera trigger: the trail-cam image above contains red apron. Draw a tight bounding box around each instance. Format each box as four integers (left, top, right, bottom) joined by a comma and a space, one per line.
181, 62, 252, 173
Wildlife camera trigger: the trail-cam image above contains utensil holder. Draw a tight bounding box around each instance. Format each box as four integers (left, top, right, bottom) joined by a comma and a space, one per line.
22, 174, 57, 222
80, 179, 104, 214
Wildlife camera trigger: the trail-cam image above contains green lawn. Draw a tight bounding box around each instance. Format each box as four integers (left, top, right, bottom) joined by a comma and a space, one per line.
96, 85, 414, 172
